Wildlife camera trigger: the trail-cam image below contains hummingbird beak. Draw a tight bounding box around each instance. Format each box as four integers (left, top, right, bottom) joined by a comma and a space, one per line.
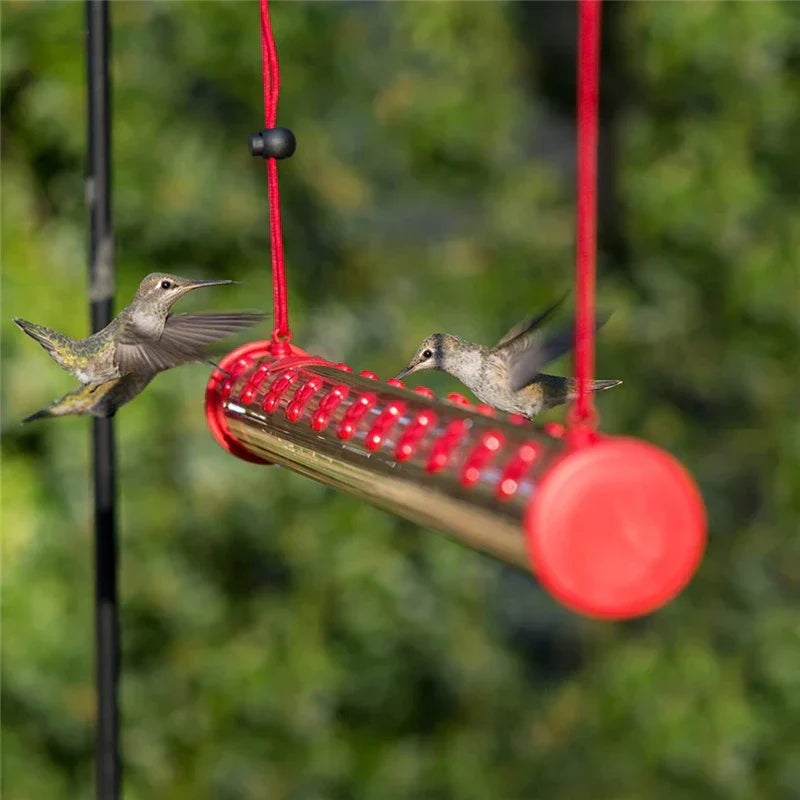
179, 278, 235, 295
393, 364, 414, 381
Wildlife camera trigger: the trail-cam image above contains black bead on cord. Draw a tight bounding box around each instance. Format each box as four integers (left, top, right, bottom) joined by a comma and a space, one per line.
249, 127, 296, 159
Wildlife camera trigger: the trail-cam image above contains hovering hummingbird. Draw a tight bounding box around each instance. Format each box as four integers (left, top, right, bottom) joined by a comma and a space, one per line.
21, 374, 155, 422
394, 300, 621, 419
14, 272, 265, 385
15, 272, 266, 421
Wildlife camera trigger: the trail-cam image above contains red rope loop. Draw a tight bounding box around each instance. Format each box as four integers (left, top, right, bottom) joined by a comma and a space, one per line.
260, 0, 291, 348
568, 0, 602, 441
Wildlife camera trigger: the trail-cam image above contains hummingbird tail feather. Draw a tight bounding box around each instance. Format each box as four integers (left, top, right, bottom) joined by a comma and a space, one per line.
543, 375, 622, 406
14, 318, 54, 346
13, 318, 73, 359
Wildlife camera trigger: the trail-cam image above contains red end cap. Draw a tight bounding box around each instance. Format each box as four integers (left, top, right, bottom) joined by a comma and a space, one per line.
205, 340, 310, 465
525, 436, 706, 619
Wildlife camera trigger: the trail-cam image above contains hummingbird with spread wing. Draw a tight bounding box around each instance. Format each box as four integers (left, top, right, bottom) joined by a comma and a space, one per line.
15, 272, 266, 420
394, 299, 621, 419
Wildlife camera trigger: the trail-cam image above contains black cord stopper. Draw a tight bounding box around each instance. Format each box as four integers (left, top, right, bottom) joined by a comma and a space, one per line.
249, 127, 296, 159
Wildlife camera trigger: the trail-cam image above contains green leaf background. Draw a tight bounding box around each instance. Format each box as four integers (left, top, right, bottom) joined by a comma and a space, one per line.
2, 3, 799, 798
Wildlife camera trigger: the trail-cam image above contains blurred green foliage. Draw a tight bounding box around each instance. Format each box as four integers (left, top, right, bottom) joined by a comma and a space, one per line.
2, 2, 799, 798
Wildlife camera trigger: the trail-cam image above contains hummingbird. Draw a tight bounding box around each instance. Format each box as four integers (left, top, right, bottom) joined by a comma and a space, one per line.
14, 272, 266, 386
21, 374, 155, 422
394, 300, 621, 419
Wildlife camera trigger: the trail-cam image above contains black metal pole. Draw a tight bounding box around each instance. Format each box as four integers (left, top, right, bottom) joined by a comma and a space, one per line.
86, 2, 119, 798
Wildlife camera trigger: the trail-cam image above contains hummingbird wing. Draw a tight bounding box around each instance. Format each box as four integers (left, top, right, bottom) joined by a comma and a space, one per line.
115, 312, 266, 375
494, 296, 565, 349
161, 312, 267, 349
496, 305, 611, 392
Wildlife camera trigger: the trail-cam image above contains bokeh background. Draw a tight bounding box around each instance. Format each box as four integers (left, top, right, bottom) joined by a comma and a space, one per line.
2, 2, 799, 798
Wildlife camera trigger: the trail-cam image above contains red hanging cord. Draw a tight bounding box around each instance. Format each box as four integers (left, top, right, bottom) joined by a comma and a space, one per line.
260, 0, 291, 352
570, 0, 602, 441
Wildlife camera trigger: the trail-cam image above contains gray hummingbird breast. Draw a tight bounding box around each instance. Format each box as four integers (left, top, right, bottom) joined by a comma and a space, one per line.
476, 355, 513, 409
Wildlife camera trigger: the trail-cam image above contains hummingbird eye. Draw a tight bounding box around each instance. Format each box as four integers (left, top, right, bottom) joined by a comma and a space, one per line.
160, 280, 172, 290
422, 349, 433, 359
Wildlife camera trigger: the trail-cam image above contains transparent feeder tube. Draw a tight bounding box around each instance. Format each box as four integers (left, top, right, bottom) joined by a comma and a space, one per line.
206, 344, 567, 570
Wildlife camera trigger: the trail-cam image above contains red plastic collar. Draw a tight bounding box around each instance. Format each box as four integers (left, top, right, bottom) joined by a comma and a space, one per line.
205, 340, 323, 464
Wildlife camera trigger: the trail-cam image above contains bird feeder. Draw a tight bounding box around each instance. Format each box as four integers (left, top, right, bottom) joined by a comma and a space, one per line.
206, 0, 707, 619
206, 340, 705, 619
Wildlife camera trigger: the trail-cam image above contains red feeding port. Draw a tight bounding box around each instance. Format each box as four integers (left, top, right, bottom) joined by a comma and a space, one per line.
337, 393, 378, 440
497, 441, 541, 501
427, 419, 468, 473
285, 377, 323, 422
240, 364, 272, 404
366, 401, 405, 452
395, 409, 437, 461
263, 370, 299, 413
461, 430, 504, 487
311, 385, 349, 432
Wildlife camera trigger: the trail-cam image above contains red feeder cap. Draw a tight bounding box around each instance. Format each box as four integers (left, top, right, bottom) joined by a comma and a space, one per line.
205, 339, 311, 466
525, 437, 706, 619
